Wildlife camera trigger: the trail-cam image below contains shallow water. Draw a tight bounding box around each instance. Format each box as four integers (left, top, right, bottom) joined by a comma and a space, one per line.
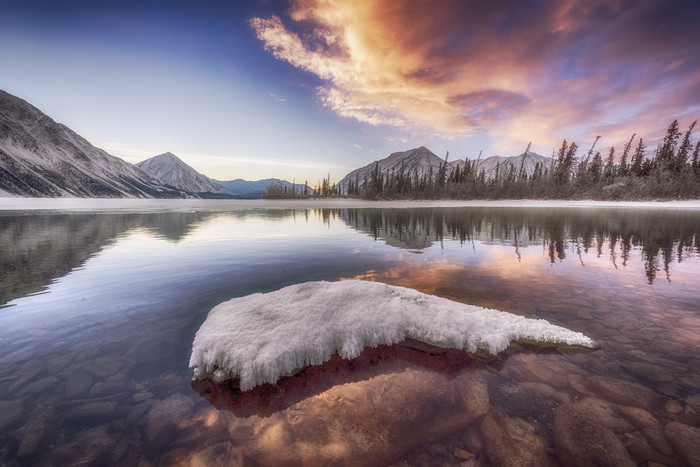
0, 206, 698, 465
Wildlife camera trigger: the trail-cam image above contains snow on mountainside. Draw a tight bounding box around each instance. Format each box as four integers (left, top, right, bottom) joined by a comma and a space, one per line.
137, 153, 231, 197
338, 146, 445, 193
475, 152, 552, 179
0, 90, 187, 198
338, 147, 553, 193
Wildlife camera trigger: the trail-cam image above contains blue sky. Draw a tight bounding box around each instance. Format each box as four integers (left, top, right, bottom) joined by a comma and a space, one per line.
2, 0, 699, 182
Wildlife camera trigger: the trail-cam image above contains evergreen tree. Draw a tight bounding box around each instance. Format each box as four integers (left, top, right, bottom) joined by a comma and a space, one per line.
588, 151, 603, 183
604, 147, 616, 179
657, 120, 680, 171
630, 138, 646, 176
675, 120, 697, 172
619, 133, 636, 176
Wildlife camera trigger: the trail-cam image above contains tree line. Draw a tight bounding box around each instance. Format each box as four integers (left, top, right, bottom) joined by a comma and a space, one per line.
265, 119, 700, 200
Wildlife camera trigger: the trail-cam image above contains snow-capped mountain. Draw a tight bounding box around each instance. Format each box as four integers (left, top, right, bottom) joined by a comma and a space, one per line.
338, 147, 553, 192
471, 152, 551, 179
137, 152, 231, 197
0, 90, 187, 198
215, 178, 312, 198
338, 146, 446, 193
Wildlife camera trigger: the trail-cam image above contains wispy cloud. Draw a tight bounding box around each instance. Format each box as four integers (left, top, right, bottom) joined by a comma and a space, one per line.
250, 0, 700, 152
268, 91, 286, 102
352, 143, 362, 150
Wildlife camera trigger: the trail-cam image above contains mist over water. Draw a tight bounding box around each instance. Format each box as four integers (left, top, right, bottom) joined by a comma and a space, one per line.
0, 205, 698, 465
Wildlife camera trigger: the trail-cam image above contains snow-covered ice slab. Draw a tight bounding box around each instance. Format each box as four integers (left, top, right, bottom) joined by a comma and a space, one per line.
190, 280, 596, 390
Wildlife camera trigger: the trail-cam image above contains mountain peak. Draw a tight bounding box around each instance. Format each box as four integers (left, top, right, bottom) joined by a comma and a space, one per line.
0, 89, 187, 198
137, 153, 230, 196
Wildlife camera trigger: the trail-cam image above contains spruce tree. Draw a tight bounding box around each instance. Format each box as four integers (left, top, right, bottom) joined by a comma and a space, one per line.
676, 120, 697, 172
619, 133, 636, 176
631, 138, 646, 176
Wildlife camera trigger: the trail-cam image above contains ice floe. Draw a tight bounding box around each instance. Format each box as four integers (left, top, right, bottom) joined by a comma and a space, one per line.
190, 280, 596, 390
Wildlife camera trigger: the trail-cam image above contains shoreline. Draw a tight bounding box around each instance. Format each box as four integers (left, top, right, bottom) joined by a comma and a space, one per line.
1, 197, 700, 211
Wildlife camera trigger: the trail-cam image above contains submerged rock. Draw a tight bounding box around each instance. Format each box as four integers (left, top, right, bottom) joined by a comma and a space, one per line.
64, 373, 93, 399
41, 425, 116, 466
553, 403, 635, 467
190, 442, 245, 467
663, 421, 700, 466
242, 367, 490, 465
584, 376, 661, 410
64, 401, 119, 424
0, 399, 24, 430
145, 394, 194, 447
480, 408, 549, 467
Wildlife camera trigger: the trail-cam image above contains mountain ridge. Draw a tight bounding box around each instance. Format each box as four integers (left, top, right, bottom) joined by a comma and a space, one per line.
137, 152, 231, 198
0, 90, 188, 198
338, 146, 552, 193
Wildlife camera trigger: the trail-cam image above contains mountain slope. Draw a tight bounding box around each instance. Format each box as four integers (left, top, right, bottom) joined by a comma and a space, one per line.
474, 152, 551, 179
137, 153, 231, 198
215, 178, 310, 199
338, 146, 446, 193
338, 147, 553, 193
0, 90, 187, 198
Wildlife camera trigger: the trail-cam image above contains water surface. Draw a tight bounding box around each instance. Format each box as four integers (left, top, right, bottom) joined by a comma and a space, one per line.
0, 205, 698, 465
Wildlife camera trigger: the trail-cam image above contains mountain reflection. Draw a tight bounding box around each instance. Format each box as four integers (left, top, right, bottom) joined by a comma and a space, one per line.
0, 212, 211, 306
340, 208, 700, 284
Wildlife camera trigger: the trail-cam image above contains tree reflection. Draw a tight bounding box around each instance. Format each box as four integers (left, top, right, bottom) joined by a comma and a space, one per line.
341, 208, 700, 284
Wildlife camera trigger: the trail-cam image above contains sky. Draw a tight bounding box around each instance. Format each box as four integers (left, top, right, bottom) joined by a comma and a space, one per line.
2, 0, 699, 183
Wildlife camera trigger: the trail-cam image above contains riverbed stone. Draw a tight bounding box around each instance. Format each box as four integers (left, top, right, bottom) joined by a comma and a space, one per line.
145, 393, 195, 447
480, 409, 549, 467
64, 373, 93, 399
567, 374, 595, 396
65, 401, 118, 423
622, 361, 674, 383
8, 360, 46, 393
88, 381, 126, 398
128, 399, 156, 426
454, 371, 489, 422
553, 403, 635, 467
584, 376, 661, 410
245, 367, 485, 465
663, 421, 700, 466
573, 398, 634, 433
132, 392, 154, 403
460, 426, 484, 456
624, 431, 678, 466
43, 425, 116, 466
453, 447, 476, 462
0, 399, 24, 430
83, 356, 133, 378
190, 442, 245, 467
46, 352, 77, 375
24, 375, 61, 394
14, 416, 48, 457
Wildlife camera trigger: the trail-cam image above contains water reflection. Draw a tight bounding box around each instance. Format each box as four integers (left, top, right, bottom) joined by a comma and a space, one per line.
341, 208, 700, 283
0, 205, 699, 466
0, 212, 214, 306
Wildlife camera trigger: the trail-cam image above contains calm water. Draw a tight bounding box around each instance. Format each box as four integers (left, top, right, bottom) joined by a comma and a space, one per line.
0, 206, 699, 466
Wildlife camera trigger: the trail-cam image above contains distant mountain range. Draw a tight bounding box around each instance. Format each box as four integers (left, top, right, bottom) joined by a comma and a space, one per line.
215, 178, 309, 199
0, 90, 298, 199
1, 89, 554, 199
0, 90, 187, 198
337, 146, 551, 193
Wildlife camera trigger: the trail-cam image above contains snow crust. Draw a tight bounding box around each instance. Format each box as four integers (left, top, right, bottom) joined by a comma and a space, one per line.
190, 280, 597, 390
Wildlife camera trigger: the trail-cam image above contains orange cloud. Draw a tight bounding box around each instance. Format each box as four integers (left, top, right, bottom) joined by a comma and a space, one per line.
251, 0, 700, 153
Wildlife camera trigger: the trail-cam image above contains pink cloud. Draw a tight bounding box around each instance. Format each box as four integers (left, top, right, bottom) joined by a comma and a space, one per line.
251, 0, 700, 154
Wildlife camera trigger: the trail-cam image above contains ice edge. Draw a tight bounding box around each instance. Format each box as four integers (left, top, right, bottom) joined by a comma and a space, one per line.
189, 280, 597, 391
